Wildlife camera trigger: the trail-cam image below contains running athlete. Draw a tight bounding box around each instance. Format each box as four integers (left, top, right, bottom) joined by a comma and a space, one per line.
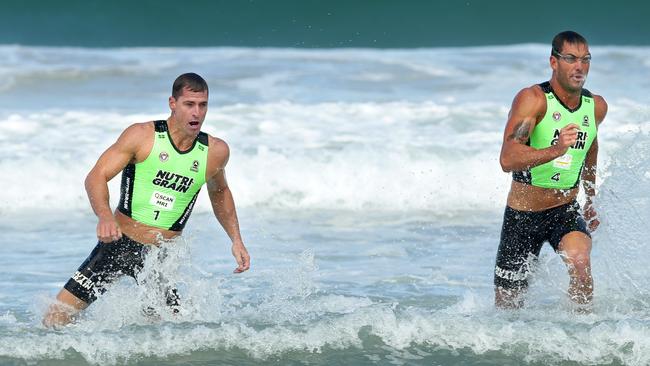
494, 31, 607, 308
43, 73, 250, 327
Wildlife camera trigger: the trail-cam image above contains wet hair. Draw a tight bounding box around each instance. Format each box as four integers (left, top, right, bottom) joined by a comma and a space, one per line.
551, 31, 588, 55
172, 73, 209, 99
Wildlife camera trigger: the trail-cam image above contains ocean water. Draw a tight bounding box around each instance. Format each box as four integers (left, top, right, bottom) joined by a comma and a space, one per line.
0, 45, 650, 365
2, 0, 650, 48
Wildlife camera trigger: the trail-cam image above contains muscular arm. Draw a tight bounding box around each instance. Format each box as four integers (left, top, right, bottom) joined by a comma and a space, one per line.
582, 95, 608, 231
85, 123, 151, 242
500, 86, 578, 172
581, 138, 598, 204
206, 137, 250, 273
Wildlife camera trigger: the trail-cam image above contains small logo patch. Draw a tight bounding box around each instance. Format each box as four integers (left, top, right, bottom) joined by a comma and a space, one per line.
552, 111, 562, 121
190, 160, 199, 172
582, 115, 590, 127
553, 154, 573, 170
150, 191, 175, 210
159, 151, 169, 162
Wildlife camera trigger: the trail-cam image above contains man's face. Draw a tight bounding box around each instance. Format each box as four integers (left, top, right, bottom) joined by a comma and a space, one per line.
551, 41, 591, 93
169, 87, 208, 134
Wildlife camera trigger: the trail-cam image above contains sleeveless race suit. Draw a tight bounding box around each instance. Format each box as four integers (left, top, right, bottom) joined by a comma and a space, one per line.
494, 81, 598, 290
66, 120, 209, 304
513, 81, 597, 189
118, 120, 209, 231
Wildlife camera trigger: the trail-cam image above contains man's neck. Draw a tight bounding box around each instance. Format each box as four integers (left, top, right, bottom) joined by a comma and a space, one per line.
549, 79, 582, 110
166, 117, 198, 151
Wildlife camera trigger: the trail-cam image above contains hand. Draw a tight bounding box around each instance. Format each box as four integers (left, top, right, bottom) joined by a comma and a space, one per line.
96, 214, 122, 243
553, 123, 580, 155
583, 203, 600, 232
231, 242, 250, 273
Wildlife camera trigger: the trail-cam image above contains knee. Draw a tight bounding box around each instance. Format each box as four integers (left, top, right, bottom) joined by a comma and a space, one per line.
564, 250, 591, 269
42, 290, 87, 328
559, 232, 592, 267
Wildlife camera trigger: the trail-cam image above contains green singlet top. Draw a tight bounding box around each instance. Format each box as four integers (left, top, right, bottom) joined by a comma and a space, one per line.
118, 120, 209, 231
512, 81, 597, 189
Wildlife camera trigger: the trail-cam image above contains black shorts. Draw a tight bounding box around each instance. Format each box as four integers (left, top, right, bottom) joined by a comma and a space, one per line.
63, 235, 180, 309
64, 235, 149, 304
493, 201, 590, 290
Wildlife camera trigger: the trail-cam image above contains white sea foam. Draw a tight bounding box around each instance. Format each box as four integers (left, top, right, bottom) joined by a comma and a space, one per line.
0, 97, 647, 215
2, 45, 650, 365
6, 296, 650, 365
0, 44, 647, 215
0, 101, 512, 214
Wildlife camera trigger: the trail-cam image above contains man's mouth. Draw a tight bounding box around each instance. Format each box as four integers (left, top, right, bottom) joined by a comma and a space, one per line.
571, 74, 585, 82
189, 121, 199, 127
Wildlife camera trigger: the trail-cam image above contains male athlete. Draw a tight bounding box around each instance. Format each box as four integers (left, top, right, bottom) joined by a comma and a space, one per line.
495, 31, 607, 308
43, 73, 250, 326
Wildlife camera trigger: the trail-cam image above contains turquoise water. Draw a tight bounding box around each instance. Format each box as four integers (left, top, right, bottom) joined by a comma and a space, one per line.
1, 0, 649, 47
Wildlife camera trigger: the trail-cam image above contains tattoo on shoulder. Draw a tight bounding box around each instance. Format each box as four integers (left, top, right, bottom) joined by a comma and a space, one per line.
507, 120, 531, 143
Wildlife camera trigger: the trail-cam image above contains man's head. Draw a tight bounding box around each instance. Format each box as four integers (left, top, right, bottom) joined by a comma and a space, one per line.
551, 31, 588, 56
172, 72, 209, 99
550, 31, 591, 92
169, 73, 209, 134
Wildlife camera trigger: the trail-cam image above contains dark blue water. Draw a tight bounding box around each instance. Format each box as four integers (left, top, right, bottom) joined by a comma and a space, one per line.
1, 0, 648, 47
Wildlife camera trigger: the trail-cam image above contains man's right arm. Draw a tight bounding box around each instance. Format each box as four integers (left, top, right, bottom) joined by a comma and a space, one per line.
85, 123, 150, 242
499, 86, 579, 172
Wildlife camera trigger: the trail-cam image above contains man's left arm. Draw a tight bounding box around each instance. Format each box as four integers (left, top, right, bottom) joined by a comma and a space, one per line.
582, 95, 608, 232
206, 137, 250, 273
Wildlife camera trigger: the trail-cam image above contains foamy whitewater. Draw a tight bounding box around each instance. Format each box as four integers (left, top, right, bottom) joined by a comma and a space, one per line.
1, 45, 650, 365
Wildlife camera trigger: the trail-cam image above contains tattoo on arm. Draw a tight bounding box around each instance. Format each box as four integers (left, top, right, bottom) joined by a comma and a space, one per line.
507, 120, 531, 143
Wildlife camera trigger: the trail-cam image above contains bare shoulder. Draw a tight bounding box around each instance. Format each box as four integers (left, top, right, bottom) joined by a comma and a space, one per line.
110, 121, 155, 162
519, 84, 545, 98
119, 121, 154, 144
591, 94, 608, 124
208, 135, 230, 155
507, 84, 547, 125
207, 134, 231, 169
512, 84, 546, 112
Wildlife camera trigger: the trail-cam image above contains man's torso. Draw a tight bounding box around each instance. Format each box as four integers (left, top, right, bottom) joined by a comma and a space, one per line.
116, 120, 209, 243
507, 81, 597, 211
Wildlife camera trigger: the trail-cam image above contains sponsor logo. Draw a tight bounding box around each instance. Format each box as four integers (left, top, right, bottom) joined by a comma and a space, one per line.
178, 195, 198, 226
159, 151, 169, 162
190, 160, 199, 172
152, 170, 195, 193
551, 129, 589, 150
494, 265, 530, 282
150, 191, 176, 210
122, 176, 131, 209
552, 111, 562, 121
72, 271, 94, 291
553, 154, 573, 170
582, 115, 590, 127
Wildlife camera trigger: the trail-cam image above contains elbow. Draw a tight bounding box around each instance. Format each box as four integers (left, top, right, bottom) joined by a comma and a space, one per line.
84, 170, 98, 193
84, 173, 91, 190
500, 156, 513, 173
